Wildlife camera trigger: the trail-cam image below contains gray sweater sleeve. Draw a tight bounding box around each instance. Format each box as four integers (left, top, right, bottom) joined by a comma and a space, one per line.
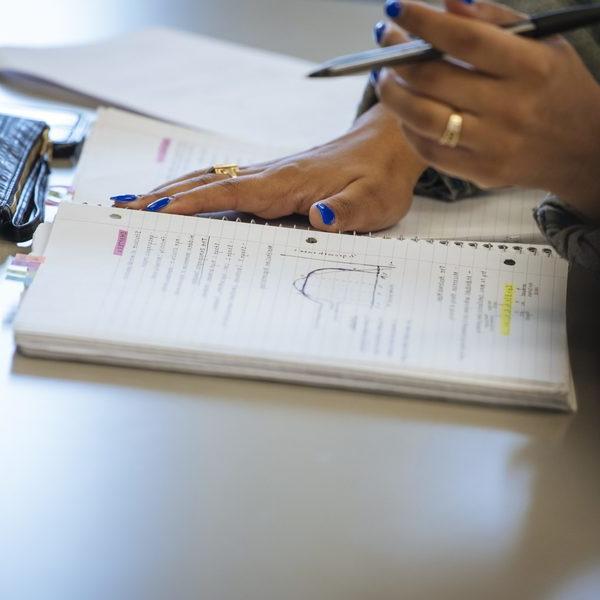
355, 0, 600, 273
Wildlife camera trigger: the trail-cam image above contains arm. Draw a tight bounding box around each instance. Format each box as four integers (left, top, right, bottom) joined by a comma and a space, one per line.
374, 0, 600, 273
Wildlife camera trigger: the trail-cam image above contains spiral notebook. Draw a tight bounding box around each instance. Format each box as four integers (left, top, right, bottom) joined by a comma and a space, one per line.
13, 203, 574, 410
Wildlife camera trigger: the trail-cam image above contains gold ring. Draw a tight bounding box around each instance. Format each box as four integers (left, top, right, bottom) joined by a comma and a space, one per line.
439, 112, 463, 148
208, 164, 240, 178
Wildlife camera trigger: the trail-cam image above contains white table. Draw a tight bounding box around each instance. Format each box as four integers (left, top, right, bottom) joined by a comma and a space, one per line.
1, 2, 599, 599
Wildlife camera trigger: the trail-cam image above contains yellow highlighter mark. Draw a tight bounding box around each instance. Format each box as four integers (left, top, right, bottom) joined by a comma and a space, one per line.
500, 284, 514, 336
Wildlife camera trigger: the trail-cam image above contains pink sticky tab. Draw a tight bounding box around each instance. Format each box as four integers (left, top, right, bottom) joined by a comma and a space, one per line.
156, 138, 171, 163
113, 229, 128, 256
12, 254, 45, 268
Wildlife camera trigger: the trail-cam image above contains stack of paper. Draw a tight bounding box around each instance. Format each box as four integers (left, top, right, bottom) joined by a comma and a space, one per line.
15, 203, 573, 409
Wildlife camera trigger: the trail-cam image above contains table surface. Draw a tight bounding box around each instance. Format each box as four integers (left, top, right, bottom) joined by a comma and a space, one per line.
1, 2, 600, 599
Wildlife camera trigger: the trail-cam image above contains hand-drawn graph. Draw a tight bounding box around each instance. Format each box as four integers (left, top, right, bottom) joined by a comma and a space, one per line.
293, 266, 390, 309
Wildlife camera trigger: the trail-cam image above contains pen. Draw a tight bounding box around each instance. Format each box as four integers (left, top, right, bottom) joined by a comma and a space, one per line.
308, 4, 600, 77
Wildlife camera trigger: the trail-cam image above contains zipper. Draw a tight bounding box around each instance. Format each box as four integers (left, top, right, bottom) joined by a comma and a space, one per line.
10, 127, 52, 211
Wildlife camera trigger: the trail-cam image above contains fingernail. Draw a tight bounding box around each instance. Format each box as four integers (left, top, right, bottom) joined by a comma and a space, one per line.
110, 194, 138, 202
145, 196, 172, 212
462, 0, 474, 4
385, 0, 402, 18
374, 21, 386, 44
316, 202, 335, 226
370, 68, 380, 86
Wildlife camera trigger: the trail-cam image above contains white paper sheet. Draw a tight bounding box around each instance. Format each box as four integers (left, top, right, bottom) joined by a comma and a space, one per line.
0, 28, 366, 148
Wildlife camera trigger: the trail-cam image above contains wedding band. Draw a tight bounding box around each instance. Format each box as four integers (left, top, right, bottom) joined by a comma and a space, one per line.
208, 164, 240, 178
439, 113, 463, 148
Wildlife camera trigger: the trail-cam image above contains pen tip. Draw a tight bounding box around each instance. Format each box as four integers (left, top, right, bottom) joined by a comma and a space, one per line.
307, 68, 328, 78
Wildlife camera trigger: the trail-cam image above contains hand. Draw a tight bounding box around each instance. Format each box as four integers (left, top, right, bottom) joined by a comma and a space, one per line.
113, 103, 427, 232
375, 0, 600, 220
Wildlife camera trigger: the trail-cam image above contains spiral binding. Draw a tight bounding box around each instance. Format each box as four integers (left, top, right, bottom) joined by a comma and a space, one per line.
93, 208, 558, 258
198, 214, 558, 258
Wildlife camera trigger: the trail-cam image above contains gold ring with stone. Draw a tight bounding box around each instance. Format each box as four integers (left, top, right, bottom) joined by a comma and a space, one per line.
439, 112, 463, 148
208, 164, 240, 178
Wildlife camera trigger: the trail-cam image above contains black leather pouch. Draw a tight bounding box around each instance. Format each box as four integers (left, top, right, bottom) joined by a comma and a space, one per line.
0, 114, 52, 243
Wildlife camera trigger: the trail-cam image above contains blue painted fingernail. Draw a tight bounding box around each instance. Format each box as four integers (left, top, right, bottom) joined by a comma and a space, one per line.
316, 202, 335, 226
370, 69, 380, 86
145, 196, 172, 212
110, 194, 138, 202
463, 0, 474, 4
385, 0, 402, 18
374, 21, 386, 44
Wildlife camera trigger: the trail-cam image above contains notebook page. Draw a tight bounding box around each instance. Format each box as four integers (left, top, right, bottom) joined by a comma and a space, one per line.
73, 108, 293, 206
0, 28, 366, 148
15, 204, 569, 400
385, 188, 546, 243
73, 109, 546, 243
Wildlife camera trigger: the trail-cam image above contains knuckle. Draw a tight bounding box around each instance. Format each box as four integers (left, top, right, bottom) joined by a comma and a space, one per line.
524, 52, 553, 82
270, 161, 305, 183
450, 28, 483, 57
411, 102, 438, 132
377, 70, 397, 101
214, 177, 241, 208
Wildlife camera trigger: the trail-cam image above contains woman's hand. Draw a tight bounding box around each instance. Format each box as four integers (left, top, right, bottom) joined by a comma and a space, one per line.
376, 0, 600, 220
114, 102, 427, 233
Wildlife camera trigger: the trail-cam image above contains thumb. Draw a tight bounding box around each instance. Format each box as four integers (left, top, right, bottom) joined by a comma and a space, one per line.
445, 0, 528, 25
308, 185, 410, 233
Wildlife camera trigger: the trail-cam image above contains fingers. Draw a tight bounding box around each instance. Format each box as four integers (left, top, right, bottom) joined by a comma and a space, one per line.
140, 173, 235, 207
144, 172, 288, 218
148, 168, 211, 192
375, 19, 409, 47
383, 0, 544, 77
113, 166, 267, 211
400, 123, 476, 183
377, 68, 480, 149
390, 57, 498, 115
444, 0, 527, 25
308, 181, 412, 233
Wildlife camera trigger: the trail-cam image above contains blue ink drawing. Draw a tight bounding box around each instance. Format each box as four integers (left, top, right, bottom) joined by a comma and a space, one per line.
293, 266, 390, 309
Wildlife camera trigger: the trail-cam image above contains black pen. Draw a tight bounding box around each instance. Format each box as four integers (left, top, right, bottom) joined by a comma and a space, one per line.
308, 4, 600, 77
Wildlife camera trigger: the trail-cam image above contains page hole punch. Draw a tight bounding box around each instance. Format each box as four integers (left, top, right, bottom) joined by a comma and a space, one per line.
306, 237, 318, 244
504, 259, 516, 266
110, 213, 122, 220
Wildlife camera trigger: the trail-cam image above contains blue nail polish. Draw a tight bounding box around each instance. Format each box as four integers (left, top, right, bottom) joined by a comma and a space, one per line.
374, 21, 386, 44
463, 0, 474, 4
316, 202, 335, 226
385, 0, 402, 18
110, 194, 138, 202
145, 196, 172, 212
370, 69, 380, 86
